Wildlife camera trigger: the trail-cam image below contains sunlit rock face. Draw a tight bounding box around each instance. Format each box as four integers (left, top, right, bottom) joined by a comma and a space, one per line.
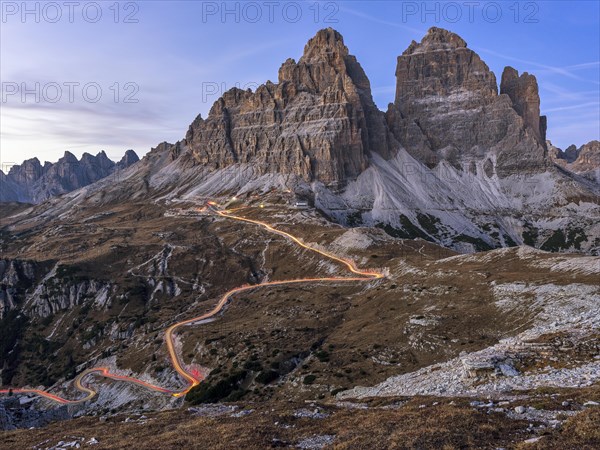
185, 28, 395, 187
387, 27, 547, 176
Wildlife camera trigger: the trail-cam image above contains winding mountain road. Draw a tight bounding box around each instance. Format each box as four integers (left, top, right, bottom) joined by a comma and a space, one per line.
0, 204, 383, 404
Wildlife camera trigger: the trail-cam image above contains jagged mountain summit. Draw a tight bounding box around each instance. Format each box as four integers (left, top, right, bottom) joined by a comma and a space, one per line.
2, 25, 600, 445
550, 140, 600, 184
5, 27, 600, 254
185, 28, 393, 186
0, 150, 139, 203
387, 28, 548, 175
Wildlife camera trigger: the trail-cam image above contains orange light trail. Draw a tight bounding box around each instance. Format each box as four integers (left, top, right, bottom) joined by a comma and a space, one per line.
0, 203, 383, 403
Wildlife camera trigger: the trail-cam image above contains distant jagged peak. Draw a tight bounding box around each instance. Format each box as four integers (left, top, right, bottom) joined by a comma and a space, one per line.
59, 150, 79, 164
564, 144, 580, 162
1, 148, 140, 203
58, 150, 115, 166
550, 142, 580, 164
81, 152, 100, 163
117, 149, 140, 169
12, 149, 135, 167
121, 149, 139, 160
24, 156, 41, 165
13, 156, 42, 168
572, 140, 600, 169
549, 140, 600, 183
6, 157, 43, 177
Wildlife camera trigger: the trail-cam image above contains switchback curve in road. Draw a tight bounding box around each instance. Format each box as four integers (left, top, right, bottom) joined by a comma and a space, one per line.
0, 205, 383, 404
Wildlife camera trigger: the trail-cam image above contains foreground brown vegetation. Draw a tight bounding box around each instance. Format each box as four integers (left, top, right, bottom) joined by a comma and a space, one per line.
0, 397, 528, 450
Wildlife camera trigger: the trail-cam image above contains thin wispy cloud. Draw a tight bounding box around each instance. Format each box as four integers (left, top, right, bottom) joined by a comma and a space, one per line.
543, 101, 600, 113
339, 5, 426, 36
476, 47, 600, 85
540, 83, 599, 103
563, 61, 600, 70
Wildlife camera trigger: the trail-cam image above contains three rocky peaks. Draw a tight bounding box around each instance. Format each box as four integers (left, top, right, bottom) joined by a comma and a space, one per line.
2, 27, 598, 253
184, 27, 559, 184
5, 27, 597, 197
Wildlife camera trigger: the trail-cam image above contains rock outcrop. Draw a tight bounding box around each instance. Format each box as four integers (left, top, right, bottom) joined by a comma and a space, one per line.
550, 140, 600, 184
0, 149, 139, 203
0, 397, 71, 430
386, 27, 547, 176
0, 260, 39, 319
500, 67, 546, 145
185, 28, 394, 186
0, 259, 114, 321
564, 144, 580, 163
569, 140, 600, 172
116, 149, 140, 170
29, 278, 113, 319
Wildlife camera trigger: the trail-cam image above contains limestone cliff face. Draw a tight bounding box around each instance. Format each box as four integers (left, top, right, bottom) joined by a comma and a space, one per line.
394, 28, 498, 110
0, 260, 37, 319
500, 67, 546, 145
386, 27, 547, 176
572, 141, 600, 170
185, 28, 394, 186
169, 27, 559, 187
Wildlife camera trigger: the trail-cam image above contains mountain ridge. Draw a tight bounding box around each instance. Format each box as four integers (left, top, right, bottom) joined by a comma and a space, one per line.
3, 27, 599, 254
1, 26, 600, 440
0, 149, 139, 204
550, 140, 600, 184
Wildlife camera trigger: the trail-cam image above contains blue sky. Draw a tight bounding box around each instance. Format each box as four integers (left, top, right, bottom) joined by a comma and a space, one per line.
1, 0, 598, 166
